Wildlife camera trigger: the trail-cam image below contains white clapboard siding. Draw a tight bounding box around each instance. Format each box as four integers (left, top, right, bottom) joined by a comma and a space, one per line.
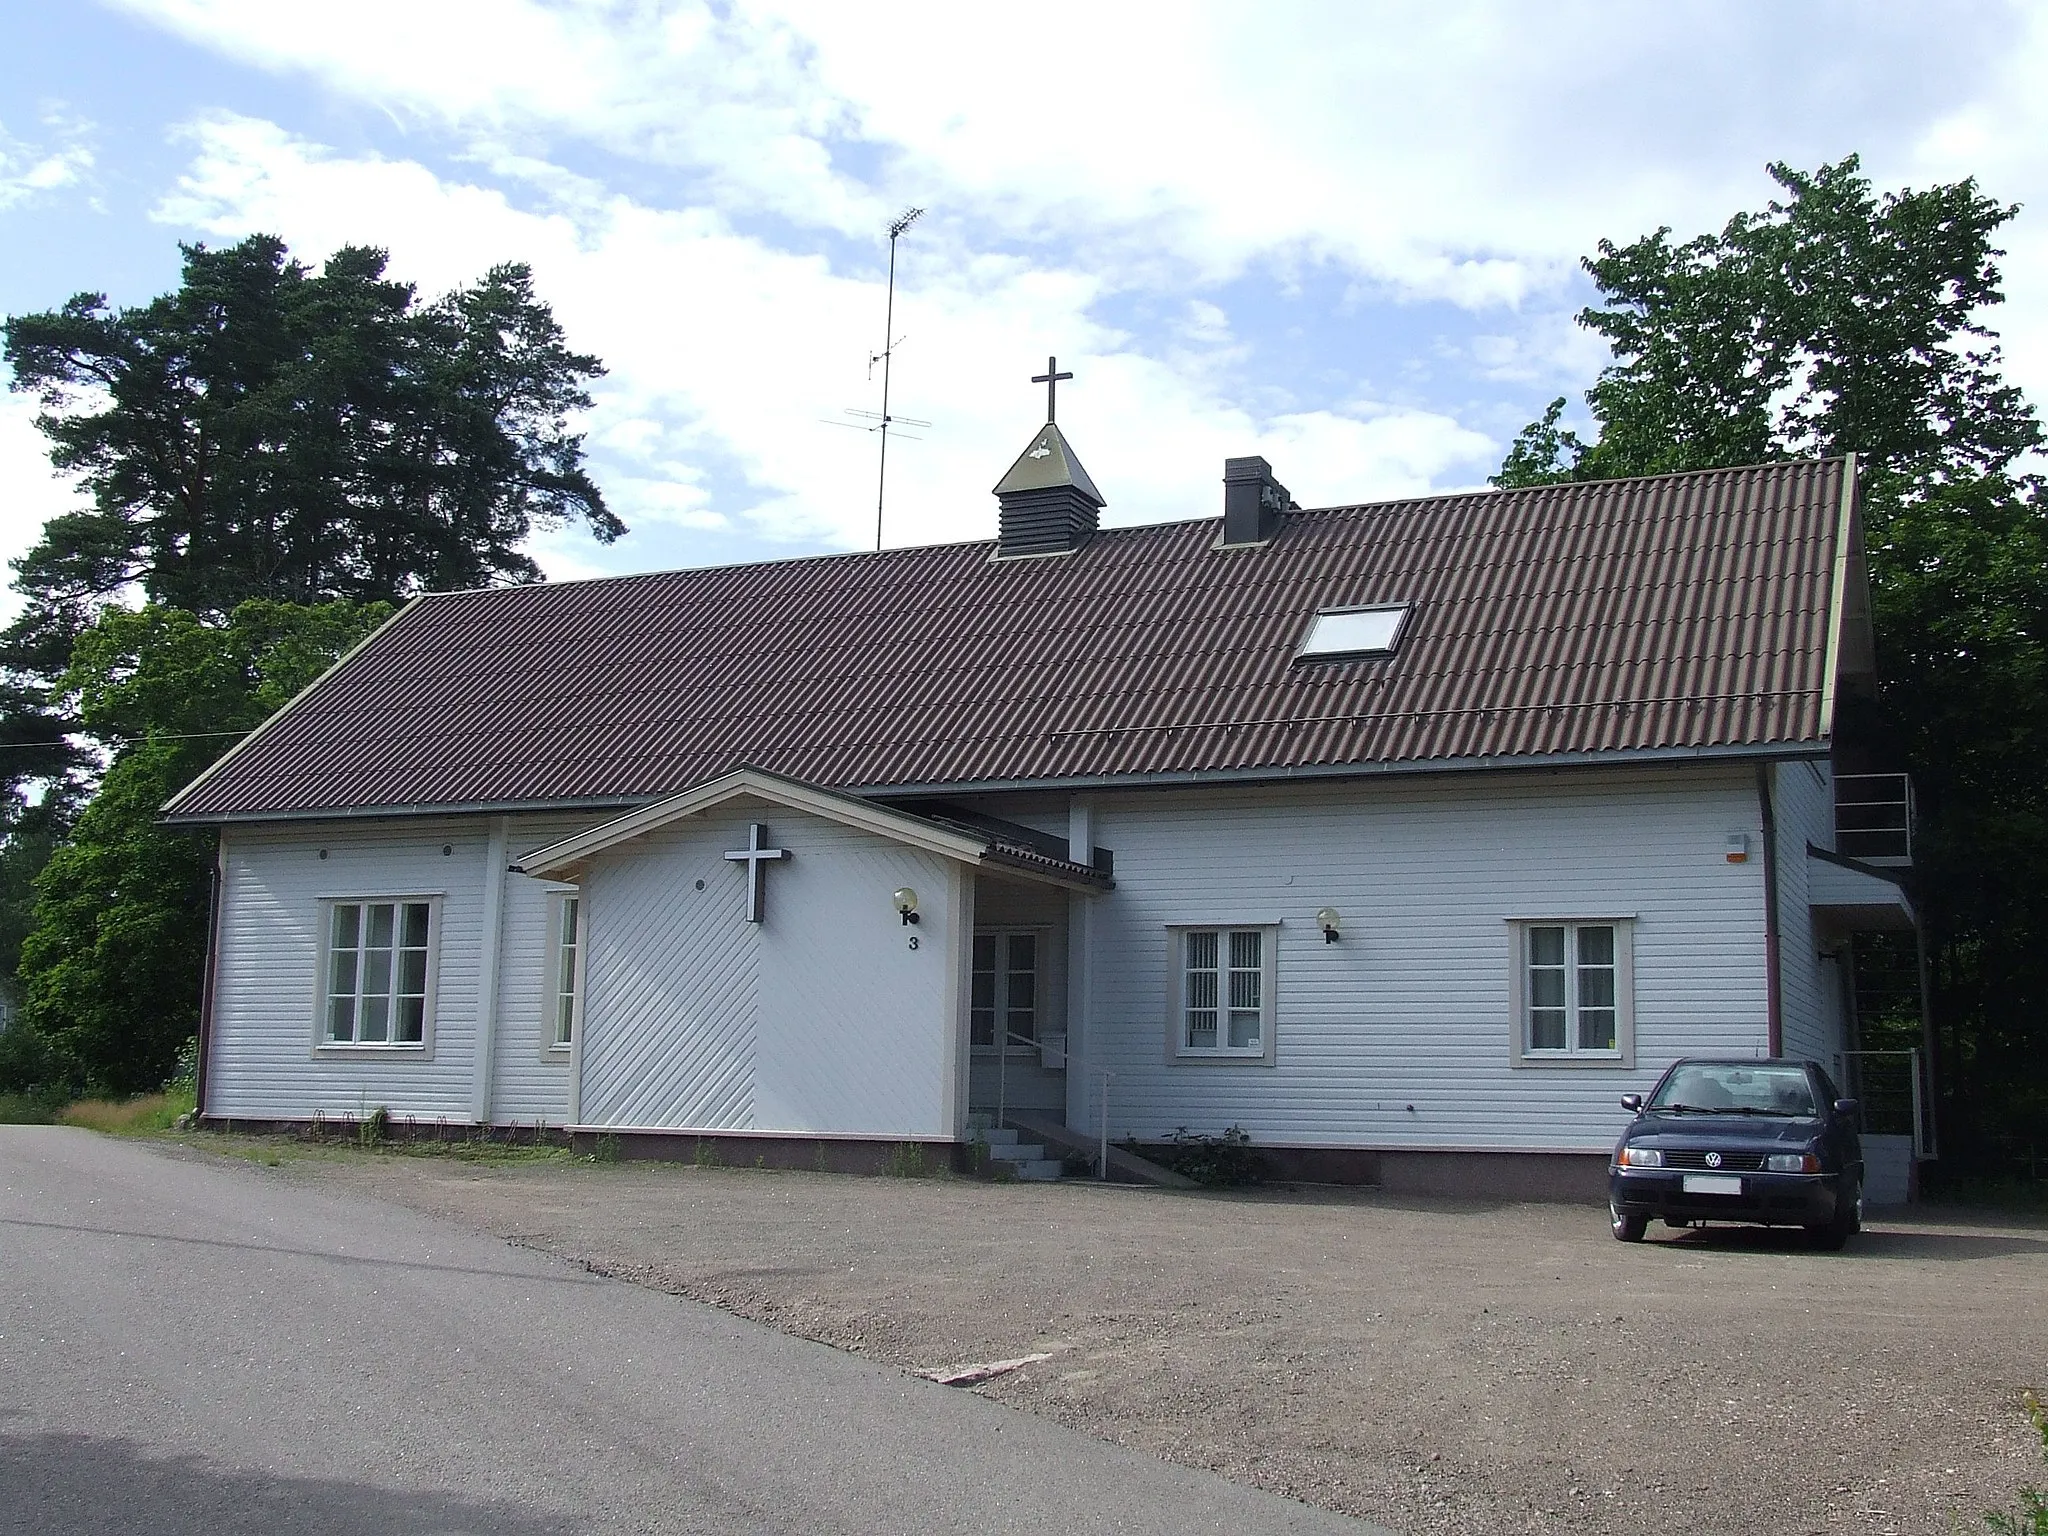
211, 819, 489, 1122
1771, 759, 1838, 1069
492, 815, 611, 1126
1030, 763, 1774, 1153
576, 806, 961, 1137
211, 812, 608, 1126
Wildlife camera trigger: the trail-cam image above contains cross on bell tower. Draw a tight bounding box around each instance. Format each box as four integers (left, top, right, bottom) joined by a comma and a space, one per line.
1031, 356, 1073, 423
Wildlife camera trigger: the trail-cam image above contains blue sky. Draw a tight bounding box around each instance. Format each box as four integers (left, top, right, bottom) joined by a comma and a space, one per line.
4, 1, 2046, 600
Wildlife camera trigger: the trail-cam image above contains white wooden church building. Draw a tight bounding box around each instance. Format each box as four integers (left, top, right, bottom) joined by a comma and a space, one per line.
165, 416, 1921, 1195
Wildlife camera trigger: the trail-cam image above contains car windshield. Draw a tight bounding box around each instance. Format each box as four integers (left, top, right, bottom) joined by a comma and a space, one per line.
1650, 1063, 1817, 1116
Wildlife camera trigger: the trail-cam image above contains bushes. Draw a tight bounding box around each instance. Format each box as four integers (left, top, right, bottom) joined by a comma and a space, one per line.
1153, 1125, 1265, 1187
0, 1092, 53, 1124
0, 1032, 200, 1133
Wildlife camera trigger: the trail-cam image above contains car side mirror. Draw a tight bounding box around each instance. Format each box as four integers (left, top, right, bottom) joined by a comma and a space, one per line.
1620, 1093, 1643, 1114
1834, 1098, 1859, 1119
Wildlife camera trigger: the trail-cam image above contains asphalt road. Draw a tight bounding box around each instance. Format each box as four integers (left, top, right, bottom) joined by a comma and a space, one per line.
0, 1127, 1389, 1535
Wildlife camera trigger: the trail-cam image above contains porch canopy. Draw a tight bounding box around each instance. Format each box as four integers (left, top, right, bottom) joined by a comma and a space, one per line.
514, 767, 1106, 1144
515, 766, 1109, 892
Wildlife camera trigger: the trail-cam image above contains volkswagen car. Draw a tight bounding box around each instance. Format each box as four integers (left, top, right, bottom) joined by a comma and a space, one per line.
1608, 1057, 1864, 1248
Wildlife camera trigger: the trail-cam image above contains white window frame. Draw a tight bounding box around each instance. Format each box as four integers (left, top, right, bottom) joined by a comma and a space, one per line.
1507, 918, 1635, 1069
971, 927, 1048, 1055
313, 896, 442, 1056
1165, 924, 1279, 1066
543, 888, 584, 1058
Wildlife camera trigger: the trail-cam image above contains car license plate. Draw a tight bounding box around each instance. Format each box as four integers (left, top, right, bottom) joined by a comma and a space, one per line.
1682, 1173, 1743, 1195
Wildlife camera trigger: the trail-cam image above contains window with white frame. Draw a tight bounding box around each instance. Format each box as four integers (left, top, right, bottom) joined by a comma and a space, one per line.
322, 900, 434, 1046
1510, 919, 1634, 1065
1171, 926, 1276, 1061
971, 930, 1039, 1050
549, 892, 581, 1050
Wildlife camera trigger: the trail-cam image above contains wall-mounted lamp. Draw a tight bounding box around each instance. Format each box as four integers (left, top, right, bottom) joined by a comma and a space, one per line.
1316, 906, 1342, 944
893, 887, 921, 925
1725, 833, 1750, 864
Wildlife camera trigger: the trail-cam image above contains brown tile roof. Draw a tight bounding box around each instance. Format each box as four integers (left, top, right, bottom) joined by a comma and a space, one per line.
163, 457, 1855, 823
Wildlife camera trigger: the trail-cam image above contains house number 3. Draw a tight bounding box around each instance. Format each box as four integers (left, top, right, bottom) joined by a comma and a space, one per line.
907, 936, 920, 950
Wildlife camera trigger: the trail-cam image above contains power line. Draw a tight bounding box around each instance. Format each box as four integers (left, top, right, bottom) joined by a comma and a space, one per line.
0, 726, 253, 751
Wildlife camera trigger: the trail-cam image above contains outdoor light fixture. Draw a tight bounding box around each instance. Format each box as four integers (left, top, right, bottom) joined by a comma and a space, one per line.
1317, 906, 1342, 943
893, 887, 921, 925
1725, 833, 1750, 863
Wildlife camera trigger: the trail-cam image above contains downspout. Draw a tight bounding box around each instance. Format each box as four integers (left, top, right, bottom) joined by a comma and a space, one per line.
1066, 797, 1095, 1135
193, 833, 225, 1121
470, 816, 510, 1126
1755, 763, 1783, 1056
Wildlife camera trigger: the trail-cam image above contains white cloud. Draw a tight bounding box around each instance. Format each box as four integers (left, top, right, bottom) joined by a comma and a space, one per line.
0, 394, 88, 625
117, 0, 2040, 313
0, 115, 94, 212
65, 0, 2048, 594
1905, 6, 2048, 419
152, 115, 1496, 565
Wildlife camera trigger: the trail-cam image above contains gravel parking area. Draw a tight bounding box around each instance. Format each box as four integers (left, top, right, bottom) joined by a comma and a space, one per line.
212, 1147, 2047, 1536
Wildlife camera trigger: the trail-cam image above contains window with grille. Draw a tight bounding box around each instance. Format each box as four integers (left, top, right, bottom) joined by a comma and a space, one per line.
1510, 919, 1634, 1065
1172, 926, 1275, 1060
322, 900, 434, 1047
971, 930, 1040, 1051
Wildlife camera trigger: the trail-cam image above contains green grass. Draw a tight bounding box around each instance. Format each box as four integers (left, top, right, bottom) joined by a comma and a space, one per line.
176, 1126, 583, 1170
57, 1086, 196, 1135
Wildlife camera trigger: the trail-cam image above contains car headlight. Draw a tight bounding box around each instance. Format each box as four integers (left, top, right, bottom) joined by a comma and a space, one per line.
1617, 1146, 1664, 1168
1765, 1153, 1821, 1173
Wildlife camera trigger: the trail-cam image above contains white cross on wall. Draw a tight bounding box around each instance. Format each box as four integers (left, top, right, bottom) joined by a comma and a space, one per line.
723, 822, 787, 924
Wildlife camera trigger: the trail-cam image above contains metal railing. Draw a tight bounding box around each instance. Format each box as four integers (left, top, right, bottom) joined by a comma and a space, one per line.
1834, 773, 1914, 865
993, 1027, 1040, 1132
1841, 1047, 1934, 1159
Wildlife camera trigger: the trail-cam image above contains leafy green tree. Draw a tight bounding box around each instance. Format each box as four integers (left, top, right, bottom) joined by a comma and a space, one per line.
3, 235, 622, 615
1497, 156, 2048, 1169
1, 600, 390, 1098
0, 235, 619, 1082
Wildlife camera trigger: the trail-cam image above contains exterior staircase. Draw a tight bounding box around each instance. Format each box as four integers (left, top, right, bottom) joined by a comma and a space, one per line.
977, 1124, 1063, 1181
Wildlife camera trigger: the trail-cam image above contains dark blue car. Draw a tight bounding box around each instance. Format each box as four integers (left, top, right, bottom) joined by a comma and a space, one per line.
1608, 1057, 1864, 1249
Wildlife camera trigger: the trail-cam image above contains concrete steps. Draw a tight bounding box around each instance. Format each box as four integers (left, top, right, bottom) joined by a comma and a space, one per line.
977, 1125, 1063, 1181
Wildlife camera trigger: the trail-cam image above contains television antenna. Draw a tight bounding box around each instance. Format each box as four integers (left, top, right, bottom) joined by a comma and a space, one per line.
824, 206, 930, 552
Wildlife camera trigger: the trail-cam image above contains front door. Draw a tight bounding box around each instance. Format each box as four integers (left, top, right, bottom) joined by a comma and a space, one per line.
969, 927, 1064, 1120
972, 929, 1039, 1053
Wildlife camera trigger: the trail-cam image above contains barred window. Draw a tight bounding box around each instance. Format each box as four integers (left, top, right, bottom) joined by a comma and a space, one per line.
1174, 927, 1275, 1060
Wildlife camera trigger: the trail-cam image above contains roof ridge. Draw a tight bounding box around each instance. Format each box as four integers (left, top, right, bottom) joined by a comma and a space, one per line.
412, 455, 1842, 606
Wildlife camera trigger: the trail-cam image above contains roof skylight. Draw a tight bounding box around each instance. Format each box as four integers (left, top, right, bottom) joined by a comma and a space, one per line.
1297, 604, 1409, 660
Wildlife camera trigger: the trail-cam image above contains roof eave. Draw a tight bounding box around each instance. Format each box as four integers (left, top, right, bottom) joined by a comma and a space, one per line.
856, 737, 1833, 802
166, 737, 1831, 828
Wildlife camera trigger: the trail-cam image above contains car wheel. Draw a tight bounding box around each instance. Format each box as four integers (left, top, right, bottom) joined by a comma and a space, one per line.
1610, 1202, 1647, 1242
1807, 1182, 1859, 1251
